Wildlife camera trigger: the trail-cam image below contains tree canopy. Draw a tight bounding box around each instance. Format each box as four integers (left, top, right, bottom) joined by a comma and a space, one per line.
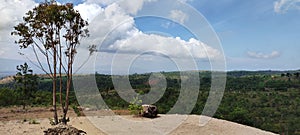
12, 2, 89, 125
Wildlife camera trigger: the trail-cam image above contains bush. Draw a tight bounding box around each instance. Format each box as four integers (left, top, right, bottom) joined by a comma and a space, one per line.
0, 88, 18, 106
128, 96, 142, 116
72, 105, 82, 116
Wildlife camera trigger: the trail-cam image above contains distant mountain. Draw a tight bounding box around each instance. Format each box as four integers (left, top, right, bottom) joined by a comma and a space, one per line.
227, 70, 300, 77
0, 58, 25, 76
0, 58, 45, 78
0, 71, 15, 79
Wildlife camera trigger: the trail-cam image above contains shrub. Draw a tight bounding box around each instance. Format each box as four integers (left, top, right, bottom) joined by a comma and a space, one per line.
128, 96, 142, 116
29, 119, 40, 124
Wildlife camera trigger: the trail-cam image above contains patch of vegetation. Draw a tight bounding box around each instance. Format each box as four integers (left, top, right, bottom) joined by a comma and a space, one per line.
29, 119, 40, 124
48, 118, 56, 126
128, 96, 142, 116
71, 105, 82, 117
1, 70, 300, 134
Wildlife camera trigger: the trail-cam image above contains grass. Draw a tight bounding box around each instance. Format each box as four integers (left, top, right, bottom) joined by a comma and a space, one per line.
29, 119, 40, 124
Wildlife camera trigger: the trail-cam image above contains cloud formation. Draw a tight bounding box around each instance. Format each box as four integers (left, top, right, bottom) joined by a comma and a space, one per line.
0, 0, 35, 30
169, 10, 189, 24
247, 51, 281, 59
274, 0, 300, 13
0, 0, 221, 73
178, 0, 194, 3
0, 0, 37, 59
105, 33, 220, 59
75, 1, 220, 60
74, 3, 103, 21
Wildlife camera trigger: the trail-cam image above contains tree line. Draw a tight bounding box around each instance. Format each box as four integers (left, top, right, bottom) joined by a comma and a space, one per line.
1, 71, 300, 134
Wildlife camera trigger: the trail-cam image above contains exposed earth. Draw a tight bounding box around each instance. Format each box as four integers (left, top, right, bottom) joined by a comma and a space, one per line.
0, 107, 278, 135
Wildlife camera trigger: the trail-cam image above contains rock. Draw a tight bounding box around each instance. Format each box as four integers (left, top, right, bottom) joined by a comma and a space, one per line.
141, 104, 158, 118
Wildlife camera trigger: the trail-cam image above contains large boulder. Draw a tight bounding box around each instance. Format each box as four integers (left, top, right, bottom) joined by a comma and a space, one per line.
141, 104, 158, 118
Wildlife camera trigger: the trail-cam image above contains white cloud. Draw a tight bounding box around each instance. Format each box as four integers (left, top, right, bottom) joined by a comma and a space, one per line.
73, 1, 221, 74
75, 2, 135, 46
74, 3, 103, 21
0, 0, 221, 73
85, 0, 118, 6
274, 0, 300, 13
104, 32, 220, 59
76, 2, 211, 59
75, 1, 219, 60
0, 0, 36, 29
0, 0, 37, 59
247, 51, 281, 59
169, 10, 189, 24
118, 0, 144, 15
84, 0, 155, 15
75, 1, 220, 64
178, 0, 194, 3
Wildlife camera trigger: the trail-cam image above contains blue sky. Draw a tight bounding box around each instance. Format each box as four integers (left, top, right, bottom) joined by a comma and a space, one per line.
1, 0, 300, 75
193, 0, 300, 70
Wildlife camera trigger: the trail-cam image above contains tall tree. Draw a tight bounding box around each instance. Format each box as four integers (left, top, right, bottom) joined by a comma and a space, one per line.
14, 63, 38, 110
11, 2, 89, 124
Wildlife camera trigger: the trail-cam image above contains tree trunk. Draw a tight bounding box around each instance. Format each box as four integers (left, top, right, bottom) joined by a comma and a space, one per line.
53, 78, 58, 124
62, 77, 71, 124
53, 46, 58, 125
62, 57, 72, 125
23, 80, 26, 110
56, 29, 64, 114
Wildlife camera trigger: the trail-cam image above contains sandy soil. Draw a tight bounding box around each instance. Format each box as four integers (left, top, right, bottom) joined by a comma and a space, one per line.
0, 107, 78, 121
0, 107, 278, 135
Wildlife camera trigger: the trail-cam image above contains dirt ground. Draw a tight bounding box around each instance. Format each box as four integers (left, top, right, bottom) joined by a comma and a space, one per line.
0, 107, 278, 135
0, 106, 78, 121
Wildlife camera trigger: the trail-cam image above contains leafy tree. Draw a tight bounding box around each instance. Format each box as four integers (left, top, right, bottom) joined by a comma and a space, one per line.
12, 2, 89, 124
14, 63, 38, 109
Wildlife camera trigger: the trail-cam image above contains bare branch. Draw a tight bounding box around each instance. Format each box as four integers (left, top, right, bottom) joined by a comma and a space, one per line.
31, 44, 53, 78
19, 51, 52, 78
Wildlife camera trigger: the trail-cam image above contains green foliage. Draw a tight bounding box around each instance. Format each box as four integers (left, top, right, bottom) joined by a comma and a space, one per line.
2, 70, 300, 134
128, 96, 142, 116
14, 63, 39, 109
228, 107, 253, 126
0, 88, 18, 106
96, 72, 300, 134
265, 80, 290, 90
48, 118, 55, 125
11, 1, 90, 125
29, 119, 40, 124
31, 90, 52, 106
71, 105, 82, 116
11, 3, 89, 50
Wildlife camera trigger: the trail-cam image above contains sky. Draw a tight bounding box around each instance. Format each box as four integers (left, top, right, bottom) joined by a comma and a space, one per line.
0, 0, 300, 75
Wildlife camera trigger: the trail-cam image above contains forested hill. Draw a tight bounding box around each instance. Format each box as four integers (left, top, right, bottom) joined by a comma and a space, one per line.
227, 70, 300, 77
1, 69, 299, 80
1, 70, 300, 134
